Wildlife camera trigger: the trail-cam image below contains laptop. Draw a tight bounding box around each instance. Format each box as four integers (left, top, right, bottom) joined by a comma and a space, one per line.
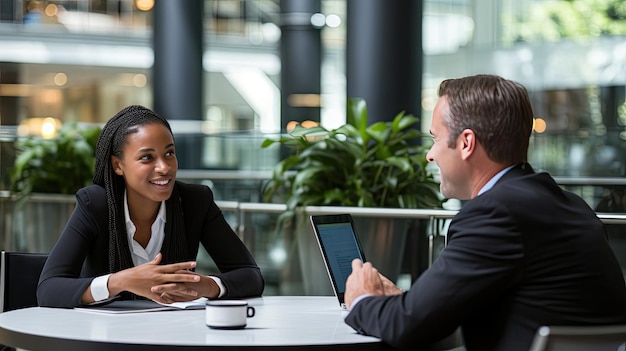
309, 214, 366, 309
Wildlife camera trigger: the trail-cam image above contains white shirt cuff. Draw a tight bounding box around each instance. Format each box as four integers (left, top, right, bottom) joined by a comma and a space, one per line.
90, 274, 112, 301
349, 293, 373, 311
209, 276, 226, 298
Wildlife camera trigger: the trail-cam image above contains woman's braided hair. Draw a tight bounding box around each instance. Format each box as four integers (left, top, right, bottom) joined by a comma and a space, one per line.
93, 105, 189, 287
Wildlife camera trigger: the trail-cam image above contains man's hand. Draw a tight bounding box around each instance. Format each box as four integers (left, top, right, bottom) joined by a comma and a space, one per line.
344, 259, 384, 309
379, 273, 404, 296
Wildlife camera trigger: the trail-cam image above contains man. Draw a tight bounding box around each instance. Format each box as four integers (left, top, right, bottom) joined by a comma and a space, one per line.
344, 74, 626, 351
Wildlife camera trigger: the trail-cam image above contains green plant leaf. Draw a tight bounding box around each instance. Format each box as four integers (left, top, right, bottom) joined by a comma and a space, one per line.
261, 138, 278, 148
385, 156, 412, 172
393, 112, 419, 131
347, 97, 370, 144
290, 125, 329, 138
9, 123, 102, 201
262, 97, 444, 221
367, 122, 391, 144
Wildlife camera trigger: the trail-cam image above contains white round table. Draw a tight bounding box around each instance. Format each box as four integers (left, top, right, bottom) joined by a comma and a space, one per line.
0, 296, 384, 350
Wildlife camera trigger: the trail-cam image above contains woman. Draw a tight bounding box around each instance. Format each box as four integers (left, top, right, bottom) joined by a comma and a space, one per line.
37, 105, 264, 308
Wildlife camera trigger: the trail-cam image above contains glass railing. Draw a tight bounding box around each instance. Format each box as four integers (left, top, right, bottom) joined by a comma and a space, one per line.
2, 191, 625, 295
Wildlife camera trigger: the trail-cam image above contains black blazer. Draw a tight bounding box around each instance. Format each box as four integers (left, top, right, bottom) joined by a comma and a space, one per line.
37, 182, 264, 308
345, 164, 626, 351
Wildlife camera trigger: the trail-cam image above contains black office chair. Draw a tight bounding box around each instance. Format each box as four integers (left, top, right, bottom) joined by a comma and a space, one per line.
0, 251, 48, 351
0, 251, 48, 312
529, 325, 626, 351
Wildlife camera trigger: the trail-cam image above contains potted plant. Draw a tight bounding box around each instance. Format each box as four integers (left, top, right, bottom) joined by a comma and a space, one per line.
262, 97, 442, 214
261, 98, 443, 294
10, 122, 101, 200
6, 122, 101, 252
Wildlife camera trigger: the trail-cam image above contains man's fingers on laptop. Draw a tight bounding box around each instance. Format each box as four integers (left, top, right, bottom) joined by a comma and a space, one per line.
352, 258, 363, 269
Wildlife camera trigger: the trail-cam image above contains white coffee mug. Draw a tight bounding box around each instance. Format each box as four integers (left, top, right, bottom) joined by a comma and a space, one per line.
205, 300, 255, 329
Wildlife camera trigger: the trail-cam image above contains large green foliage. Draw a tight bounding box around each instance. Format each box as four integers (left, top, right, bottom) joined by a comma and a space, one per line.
10, 122, 101, 199
502, 0, 626, 44
262, 98, 443, 218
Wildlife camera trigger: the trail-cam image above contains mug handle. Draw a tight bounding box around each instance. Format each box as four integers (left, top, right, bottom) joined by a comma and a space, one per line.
247, 306, 255, 318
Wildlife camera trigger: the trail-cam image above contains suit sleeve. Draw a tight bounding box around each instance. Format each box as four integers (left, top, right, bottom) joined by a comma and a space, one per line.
37, 188, 106, 308
344, 196, 525, 349
195, 187, 264, 298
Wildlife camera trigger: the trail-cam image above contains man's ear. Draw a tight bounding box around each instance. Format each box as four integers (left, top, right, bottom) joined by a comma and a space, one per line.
459, 128, 476, 160
112, 156, 124, 176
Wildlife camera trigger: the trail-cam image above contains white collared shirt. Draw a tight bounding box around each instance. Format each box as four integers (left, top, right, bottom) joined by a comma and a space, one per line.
123, 191, 166, 266
90, 192, 225, 301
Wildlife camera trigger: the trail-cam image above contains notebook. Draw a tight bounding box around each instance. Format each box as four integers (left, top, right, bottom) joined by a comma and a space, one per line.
309, 214, 366, 309
74, 297, 207, 314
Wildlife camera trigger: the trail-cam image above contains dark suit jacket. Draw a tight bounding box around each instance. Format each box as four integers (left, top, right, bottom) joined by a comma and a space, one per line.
37, 182, 264, 308
345, 164, 626, 351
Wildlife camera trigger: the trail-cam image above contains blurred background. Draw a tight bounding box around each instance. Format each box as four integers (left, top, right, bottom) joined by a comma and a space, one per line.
0, 0, 624, 183
0, 0, 625, 294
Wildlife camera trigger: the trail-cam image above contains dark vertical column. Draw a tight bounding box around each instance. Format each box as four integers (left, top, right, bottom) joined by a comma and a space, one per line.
346, 0, 422, 124
600, 86, 626, 175
279, 0, 322, 131
346, 1, 424, 281
153, 0, 204, 168
0, 0, 15, 22
600, 86, 625, 143
0, 63, 21, 189
0, 63, 19, 126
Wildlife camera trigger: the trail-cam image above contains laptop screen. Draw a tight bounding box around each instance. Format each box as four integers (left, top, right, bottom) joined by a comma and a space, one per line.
315, 221, 364, 294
